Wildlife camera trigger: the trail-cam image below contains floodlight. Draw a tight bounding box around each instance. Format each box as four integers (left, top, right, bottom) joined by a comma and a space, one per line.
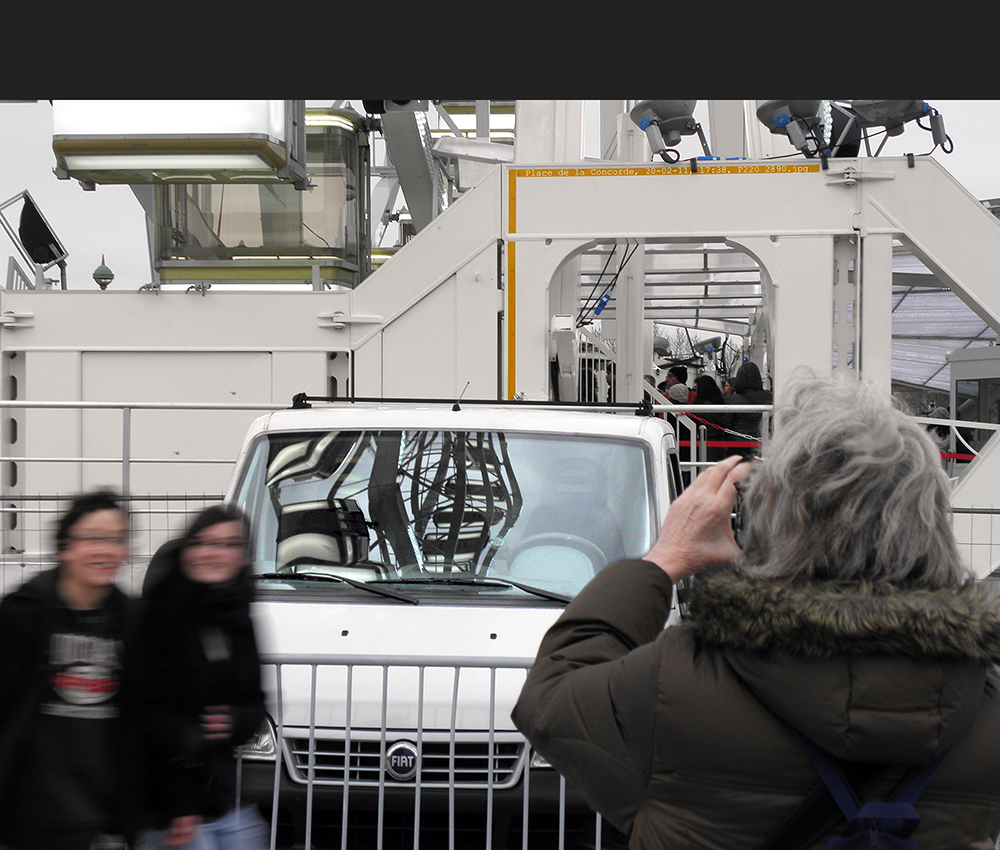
652, 336, 672, 358
0, 190, 68, 287
18, 194, 66, 266
846, 100, 948, 155
850, 100, 929, 136
629, 101, 703, 161
693, 336, 723, 356
755, 100, 823, 156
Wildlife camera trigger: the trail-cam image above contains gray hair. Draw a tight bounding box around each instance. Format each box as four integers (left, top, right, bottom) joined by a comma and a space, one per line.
738, 370, 970, 589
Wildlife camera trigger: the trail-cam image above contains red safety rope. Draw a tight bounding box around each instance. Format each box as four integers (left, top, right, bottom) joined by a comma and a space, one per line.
675, 412, 977, 460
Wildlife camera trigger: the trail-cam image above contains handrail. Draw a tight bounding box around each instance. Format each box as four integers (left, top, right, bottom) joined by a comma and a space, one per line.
0, 400, 287, 410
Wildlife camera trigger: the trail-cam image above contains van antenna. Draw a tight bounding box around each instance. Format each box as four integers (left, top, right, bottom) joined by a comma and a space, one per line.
453, 381, 471, 411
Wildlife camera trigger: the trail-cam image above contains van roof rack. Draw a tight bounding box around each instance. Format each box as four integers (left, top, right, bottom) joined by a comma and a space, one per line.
289, 393, 656, 416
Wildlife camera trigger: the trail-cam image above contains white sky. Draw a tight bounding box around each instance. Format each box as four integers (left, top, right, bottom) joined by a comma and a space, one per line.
0, 100, 997, 290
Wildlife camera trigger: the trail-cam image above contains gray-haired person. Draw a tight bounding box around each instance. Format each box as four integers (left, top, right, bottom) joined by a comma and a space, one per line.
513, 371, 1000, 849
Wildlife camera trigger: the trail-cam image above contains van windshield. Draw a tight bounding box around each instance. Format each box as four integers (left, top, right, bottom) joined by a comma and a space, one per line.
232, 429, 655, 599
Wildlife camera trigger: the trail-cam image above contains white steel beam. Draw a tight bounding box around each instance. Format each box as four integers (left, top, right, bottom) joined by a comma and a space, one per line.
502, 156, 1000, 403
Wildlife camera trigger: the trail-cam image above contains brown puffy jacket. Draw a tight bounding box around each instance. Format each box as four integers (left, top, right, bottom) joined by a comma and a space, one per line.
512, 559, 1000, 849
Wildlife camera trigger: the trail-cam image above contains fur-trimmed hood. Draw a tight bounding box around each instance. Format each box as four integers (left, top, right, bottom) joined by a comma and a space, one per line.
688, 572, 1000, 662
686, 572, 1000, 763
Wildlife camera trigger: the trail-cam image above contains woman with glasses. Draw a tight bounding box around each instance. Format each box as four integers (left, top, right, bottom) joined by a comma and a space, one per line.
0, 490, 136, 850
135, 504, 268, 850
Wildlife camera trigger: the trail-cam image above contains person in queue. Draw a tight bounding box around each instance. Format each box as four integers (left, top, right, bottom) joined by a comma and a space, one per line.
512, 371, 1000, 848
726, 360, 773, 458
0, 490, 137, 850
135, 504, 268, 850
691, 374, 733, 462
664, 365, 695, 403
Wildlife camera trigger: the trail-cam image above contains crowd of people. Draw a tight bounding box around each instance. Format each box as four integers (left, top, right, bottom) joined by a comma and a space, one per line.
0, 497, 267, 850
649, 360, 774, 459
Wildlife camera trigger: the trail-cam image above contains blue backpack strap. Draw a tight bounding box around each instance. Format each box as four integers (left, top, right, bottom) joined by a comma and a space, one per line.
796, 733, 862, 820
796, 732, 948, 840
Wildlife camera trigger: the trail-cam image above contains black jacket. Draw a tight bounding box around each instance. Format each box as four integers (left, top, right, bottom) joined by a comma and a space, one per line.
135, 539, 265, 825
0, 568, 139, 844
727, 362, 773, 456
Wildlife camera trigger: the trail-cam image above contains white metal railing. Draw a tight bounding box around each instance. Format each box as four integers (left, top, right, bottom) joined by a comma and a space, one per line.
2, 398, 998, 585
0, 399, 285, 594
653, 403, 773, 480
6, 254, 34, 290
0, 399, 284, 494
236, 653, 612, 850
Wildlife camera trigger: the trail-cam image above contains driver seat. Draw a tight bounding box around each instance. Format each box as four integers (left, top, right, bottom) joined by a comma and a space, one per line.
504, 539, 598, 591
519, 461, 626, 565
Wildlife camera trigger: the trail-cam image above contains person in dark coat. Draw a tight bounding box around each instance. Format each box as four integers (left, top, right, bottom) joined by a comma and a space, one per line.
726, 360, 773, 457
136, 504, 268, 850
691, 374, 733, 462
513, 372, 1000, 849
0, 490, 137, 850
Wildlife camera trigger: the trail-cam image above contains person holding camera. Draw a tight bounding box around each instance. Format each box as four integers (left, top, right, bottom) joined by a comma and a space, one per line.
513, 372, 1000, 848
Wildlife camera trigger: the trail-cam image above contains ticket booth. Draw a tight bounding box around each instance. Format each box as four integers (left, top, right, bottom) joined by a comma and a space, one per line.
946, 347, 1000, 465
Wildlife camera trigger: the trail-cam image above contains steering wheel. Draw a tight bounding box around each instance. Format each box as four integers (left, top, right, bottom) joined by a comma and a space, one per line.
504, 533, 608, 575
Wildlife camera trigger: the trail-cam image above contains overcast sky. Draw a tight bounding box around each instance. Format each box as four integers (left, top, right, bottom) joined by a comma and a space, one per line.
0, 100, 997, 291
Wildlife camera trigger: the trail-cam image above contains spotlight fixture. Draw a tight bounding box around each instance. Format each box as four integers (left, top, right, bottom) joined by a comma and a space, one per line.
755, 100, 823, 156
757, 99, 947, 159
629, 101, 709, 162
850, 99, 948, 154
850, 100, 930, 136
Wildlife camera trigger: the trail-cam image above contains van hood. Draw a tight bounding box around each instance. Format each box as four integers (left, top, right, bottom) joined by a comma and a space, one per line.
250, 598, 559, 731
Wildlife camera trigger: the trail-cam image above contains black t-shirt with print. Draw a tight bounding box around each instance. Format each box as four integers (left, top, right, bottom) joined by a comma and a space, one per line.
16, 599, 123, 831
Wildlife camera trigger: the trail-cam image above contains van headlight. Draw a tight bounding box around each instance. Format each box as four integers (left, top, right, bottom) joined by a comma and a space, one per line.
237, 716, 278, 761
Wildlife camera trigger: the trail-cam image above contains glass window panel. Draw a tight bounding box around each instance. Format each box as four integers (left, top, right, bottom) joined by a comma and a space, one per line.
160, 123, 360, 268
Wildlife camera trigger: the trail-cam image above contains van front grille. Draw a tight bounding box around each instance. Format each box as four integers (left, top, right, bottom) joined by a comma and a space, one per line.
283, 733, 525, 789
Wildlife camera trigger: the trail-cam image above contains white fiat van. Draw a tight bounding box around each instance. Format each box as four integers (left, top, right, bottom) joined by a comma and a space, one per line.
229, 398, 681, 849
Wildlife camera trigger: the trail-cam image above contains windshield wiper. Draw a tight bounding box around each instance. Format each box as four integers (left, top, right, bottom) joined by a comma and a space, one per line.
486, 576, 573, 604
371, 576, 572, 605
255, 571, 419, 604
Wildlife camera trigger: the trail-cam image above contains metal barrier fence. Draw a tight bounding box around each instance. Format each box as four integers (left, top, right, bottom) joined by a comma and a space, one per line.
0, 399, 282, 594
236, 653, 617, 850
0, 493, 228, 595
2, 397, 1000, 585
652, 403, 772, 478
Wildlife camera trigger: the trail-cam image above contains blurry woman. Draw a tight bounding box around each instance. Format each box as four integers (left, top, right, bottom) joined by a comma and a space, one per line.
136, 504, 268, 850
0, 490, 136, 850
691, 374, 732, 463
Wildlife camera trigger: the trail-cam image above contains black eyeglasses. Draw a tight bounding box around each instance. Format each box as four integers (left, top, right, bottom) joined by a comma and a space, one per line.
68, 534, 129, 547
187, 539, 244, 550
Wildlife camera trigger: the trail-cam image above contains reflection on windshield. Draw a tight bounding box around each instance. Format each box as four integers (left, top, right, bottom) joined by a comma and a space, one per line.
233, 429, 654, 598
